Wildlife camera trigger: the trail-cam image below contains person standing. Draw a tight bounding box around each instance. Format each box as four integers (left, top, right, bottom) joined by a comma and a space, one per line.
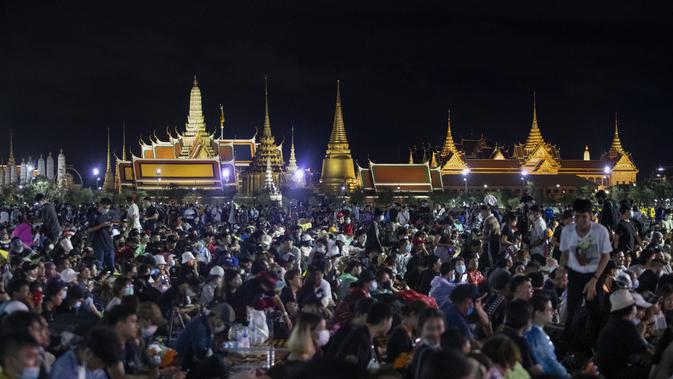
88, 198, 115, 271
479, 205, 501, 273
35, 193, 61, 243
614, 202, 641, 254
559, 198, 612, 335
528, 205, 547, 258
126, 195, 142, 232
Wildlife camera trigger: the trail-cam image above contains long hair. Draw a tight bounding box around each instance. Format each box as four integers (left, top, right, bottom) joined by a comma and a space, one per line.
286, 312, 323, 358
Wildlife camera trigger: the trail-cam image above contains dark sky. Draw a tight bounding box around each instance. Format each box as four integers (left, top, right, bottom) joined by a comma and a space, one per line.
2, 1, 672, 179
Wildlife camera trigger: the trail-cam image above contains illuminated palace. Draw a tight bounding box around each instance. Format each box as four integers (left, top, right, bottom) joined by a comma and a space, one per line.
116, 76, 302, 194
319, 91, 638, 195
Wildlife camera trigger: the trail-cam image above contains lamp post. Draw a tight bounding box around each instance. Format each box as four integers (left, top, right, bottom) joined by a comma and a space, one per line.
520, 169, 528, 193
92, 168, 100, 189
156, 168, 162, 199
462, 168, 470, 195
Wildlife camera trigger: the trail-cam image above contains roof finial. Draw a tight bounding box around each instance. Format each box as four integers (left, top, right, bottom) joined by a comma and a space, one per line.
193, 75, 198, 86
262, 75, 272, 138
328, 80, 349, 147
525, 91, 544, 150
609, 111, 625, 157
8, 128, 14, 163
122, 121, 127, 161
219, 104, 225, 139
441, 109, 458, 157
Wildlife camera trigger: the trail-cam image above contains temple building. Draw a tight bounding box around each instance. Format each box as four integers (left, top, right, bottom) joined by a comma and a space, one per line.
355, 95, 638, 195
116, 76, 292, 194
0, 130, 80, 189
319, 81, 358, 194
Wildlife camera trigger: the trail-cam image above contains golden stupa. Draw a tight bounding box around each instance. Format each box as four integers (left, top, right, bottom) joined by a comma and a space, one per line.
319, 80, 357, 193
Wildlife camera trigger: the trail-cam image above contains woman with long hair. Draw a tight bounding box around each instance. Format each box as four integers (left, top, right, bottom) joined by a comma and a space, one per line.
267, 312, 328, 379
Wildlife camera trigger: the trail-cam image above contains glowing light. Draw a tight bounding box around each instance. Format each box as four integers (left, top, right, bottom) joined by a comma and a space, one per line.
603, 166, 611, 174
93, 168, 100, 176
556, 184, 560, 188
462, 168, 471, 176
192, 187, 197, 191
98, 186, 102, 190
222, 167, 231, 179
520, 170, 529, 177
293, 169, 304, 181
658, 167, 665, 172
483, 184, 488, 188
26, 165, 33, 172
156, 168, 161, 175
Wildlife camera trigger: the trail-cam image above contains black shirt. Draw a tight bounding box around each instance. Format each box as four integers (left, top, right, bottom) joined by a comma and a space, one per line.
386, 325, 413, 364
595, 316, 648, 377
615, 219, 637, 253
88, 211, 113, 251
335, 326, 374, 369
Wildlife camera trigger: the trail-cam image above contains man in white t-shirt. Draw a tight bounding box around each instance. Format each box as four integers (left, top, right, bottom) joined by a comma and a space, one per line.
529, 205, 548, 257
560, 198, 612, 332
126, 196, 142, 232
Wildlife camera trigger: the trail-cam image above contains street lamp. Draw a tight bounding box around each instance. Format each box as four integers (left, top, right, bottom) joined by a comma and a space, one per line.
96, 176, 100, 189
462, 168, 470, 195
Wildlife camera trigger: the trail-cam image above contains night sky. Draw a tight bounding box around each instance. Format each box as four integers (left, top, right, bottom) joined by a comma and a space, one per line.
2, 2, 672, 180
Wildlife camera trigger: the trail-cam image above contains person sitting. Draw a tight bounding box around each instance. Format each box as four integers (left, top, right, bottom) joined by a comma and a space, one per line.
595, 289, 650, 379
0, 278, 32, 316
416, 349, 472, 379
429, 262, 458, 308
499, 299, 542, 376
510, 275, 534, 302
267, 312, 328, 379
524, 294, 570, 378
174, 302, 235, 371
386, 301, 427, 365
0, 332, 41, 379
334, 301, 393, 370
49, 326, 121, 379
409, 308, 446, 379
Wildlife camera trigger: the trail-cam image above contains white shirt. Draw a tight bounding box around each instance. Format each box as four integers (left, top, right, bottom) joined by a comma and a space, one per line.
530, 217, 547, 256
560, 222, 612, 273
127, 203, 142, 231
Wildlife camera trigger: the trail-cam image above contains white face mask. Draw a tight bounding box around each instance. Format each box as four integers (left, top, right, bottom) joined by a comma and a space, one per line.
141, 325, 158, 337
455, 264, 466, 275
121, 287, 134, 296
316, 329, 330, 347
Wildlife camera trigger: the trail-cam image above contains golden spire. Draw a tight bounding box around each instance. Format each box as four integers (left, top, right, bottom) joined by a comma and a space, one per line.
263, 75, 272, 138
441, 110, 458, 157
288, 125, 298, 172
583, 145, 590, 161
328, 80, 350, 148
193, 75, 198, 86
7, 129, 15, 165
430, 151, 438, 168
408, 148, 414, 164
185, 74, 206, 137
609, 112, 625, 157
122, 121, 126, 161
525, 91, 544, 151
320, 79, 356, 193
103, 127, 115, 191
219, 104, 225, 139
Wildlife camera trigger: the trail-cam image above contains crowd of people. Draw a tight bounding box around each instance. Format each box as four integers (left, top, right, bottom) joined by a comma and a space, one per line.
0, 189, 673, 379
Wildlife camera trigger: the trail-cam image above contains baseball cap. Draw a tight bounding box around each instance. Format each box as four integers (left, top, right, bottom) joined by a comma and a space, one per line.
631, 291, 653, 309
153, 255, 167, 266
181, 252, 196, 263
60, 268, 79, 283
610, 289, 636, 312
209, 266, 225, 277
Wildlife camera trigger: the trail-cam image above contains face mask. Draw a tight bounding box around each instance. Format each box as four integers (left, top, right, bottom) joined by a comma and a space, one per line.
20, 367, 40, 379
316, 330, 330, 347
403, 244, 412, 254
73, 301, 82, 310
466, 303, 475, 316
121, 286, 134, 296
370, 280, 378, 292
455, 265, 466, 275
378, 215, 384, 222
142, 325, 158, 337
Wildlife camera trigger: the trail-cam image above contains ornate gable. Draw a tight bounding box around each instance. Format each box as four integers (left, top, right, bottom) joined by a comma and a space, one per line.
440, 153, 468, 174
522, 143, 559, 174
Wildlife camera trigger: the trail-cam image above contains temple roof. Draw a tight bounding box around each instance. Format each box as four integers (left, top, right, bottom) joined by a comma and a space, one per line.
525, 92, 544, 151
442, 172, 593, 188
440, 110, 458, 157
